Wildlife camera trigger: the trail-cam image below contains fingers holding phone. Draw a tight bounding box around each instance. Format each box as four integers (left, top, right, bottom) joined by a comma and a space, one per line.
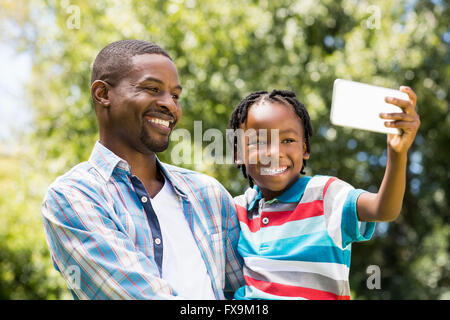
381, 86, 421, 154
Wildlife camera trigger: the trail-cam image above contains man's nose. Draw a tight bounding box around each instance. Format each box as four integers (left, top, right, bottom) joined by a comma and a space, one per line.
157, 91, 178, 115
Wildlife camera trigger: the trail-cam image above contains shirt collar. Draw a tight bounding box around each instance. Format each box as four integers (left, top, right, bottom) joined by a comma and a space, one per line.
89, 141, 131, 181
247, 176, 312, 211
89, 141, 187, 197
155, 158, 187, 198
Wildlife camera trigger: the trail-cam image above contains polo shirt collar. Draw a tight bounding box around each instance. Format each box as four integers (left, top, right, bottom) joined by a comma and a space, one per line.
247, 175, 312, 211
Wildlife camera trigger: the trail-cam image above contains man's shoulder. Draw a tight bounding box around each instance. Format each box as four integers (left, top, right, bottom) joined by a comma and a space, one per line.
162, 162, 222, 186
161, 162, 230, 197
45, 161, 103, 197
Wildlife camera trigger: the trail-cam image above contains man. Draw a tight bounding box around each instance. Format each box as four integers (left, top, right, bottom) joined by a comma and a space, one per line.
41, 40, 243, 299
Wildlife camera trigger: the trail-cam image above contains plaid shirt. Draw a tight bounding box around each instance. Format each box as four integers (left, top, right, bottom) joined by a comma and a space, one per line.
42, 142, 244, 300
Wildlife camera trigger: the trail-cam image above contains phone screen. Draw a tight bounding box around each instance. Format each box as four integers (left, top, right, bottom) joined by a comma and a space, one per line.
330, 79, 408, 135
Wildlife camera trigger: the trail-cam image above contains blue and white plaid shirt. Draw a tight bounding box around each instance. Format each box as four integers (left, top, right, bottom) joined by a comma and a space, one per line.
42, 141, 244, 299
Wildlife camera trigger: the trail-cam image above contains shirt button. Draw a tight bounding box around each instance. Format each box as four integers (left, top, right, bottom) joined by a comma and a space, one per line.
262, 217, 269, 225
141, 196, 148, 203
154, 238, 161, 245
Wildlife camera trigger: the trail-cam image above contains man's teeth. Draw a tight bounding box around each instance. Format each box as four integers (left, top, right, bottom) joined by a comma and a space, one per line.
260, 167, 288, 175
149, 118, 170, 128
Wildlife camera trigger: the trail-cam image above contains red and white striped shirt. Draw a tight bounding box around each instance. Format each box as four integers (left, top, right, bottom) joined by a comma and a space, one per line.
234, 175, 376, 300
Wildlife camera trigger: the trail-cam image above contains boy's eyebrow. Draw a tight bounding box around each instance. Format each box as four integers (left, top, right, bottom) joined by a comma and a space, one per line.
277, 128, 300, 134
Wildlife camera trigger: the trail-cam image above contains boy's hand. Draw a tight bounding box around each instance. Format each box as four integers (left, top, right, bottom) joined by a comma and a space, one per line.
358, 86, 420, 222
380, 86, 420, 154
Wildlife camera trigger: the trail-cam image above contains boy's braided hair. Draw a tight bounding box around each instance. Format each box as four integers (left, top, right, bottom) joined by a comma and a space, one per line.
228, 89, 313, 188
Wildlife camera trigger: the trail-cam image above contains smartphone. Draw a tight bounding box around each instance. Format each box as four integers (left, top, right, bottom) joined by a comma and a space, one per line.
330, 79, 409, 135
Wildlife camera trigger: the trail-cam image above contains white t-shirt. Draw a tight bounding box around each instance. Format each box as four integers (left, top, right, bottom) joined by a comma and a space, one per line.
151, 176, 216, 299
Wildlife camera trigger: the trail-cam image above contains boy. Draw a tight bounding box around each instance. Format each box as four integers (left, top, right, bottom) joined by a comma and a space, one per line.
228, 88, 420, 299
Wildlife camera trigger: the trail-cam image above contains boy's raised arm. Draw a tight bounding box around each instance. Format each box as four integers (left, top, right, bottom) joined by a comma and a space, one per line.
356, 86, 421, 222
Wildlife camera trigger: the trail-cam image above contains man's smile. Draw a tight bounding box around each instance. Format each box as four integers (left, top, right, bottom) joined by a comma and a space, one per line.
147, 117, 171, 128
144, 115, 174, 134
143, 109, 177, 135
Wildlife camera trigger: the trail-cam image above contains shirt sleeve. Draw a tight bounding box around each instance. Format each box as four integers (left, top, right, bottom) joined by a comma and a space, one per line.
322, 177, 376, 250
41, 183, 184, 300
219, 186, 245, 299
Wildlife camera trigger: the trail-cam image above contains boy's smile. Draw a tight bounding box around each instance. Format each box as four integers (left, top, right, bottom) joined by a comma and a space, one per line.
240, 100, 310, 200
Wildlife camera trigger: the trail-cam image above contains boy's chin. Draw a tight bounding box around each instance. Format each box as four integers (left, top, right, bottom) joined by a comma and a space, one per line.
256, 174, 300, 194
256, 179, 291, 193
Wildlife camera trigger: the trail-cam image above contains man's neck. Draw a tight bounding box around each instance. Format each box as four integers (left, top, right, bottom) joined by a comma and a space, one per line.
99, 138, 165, 198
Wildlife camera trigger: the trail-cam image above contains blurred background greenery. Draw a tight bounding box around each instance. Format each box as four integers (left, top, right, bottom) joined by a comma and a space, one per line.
0, 0, 448, 299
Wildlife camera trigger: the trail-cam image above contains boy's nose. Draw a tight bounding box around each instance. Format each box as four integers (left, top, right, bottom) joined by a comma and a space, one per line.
260, 141, 281, 166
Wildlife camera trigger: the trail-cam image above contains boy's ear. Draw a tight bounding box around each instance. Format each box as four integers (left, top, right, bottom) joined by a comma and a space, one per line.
303, 140, 310, 160
233, 141, 245, 165
234, 153, 245, 165
91, 80, 111, 108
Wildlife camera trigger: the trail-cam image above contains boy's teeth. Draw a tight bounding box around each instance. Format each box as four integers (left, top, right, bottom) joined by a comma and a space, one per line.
260, 167, 287, 175
149, 118, 170, 128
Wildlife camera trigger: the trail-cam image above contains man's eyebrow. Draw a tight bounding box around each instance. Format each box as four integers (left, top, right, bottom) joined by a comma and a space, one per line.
140, 76, 183, 91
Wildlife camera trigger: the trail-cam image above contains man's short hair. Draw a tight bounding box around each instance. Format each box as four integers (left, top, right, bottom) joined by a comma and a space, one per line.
91, 39, 171, 86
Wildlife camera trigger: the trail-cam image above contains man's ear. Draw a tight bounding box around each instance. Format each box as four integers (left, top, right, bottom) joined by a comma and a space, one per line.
91, 80, 111, 108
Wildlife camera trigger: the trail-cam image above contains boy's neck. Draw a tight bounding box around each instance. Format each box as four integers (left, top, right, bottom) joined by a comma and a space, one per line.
259, 174, 302, 201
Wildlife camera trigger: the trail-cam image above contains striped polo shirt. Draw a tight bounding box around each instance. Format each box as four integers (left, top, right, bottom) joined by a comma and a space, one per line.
233, 175, 376, 300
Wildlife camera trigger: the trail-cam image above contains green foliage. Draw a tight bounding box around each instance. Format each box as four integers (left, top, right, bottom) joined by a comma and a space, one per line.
0, 155, 71, 299
0, 0, 448, 299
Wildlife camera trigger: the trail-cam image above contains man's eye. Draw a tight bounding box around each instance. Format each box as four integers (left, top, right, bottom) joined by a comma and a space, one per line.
172, 94, 180, 100
282, 139, 295, 144
146, 87, 159, 93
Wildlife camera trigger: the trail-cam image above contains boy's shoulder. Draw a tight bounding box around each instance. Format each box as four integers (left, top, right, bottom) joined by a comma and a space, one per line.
234, 187, 259, 208
307, 174, 340, 190
233, 175, 355, 208
305, 175, 356, 198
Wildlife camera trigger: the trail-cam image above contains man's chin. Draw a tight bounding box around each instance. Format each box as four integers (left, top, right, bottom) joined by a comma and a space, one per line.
140, 127, 171, 153
141, 139, 169, 153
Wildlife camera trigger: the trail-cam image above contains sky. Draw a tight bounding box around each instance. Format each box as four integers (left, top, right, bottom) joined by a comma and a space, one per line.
0, 43, 33, 149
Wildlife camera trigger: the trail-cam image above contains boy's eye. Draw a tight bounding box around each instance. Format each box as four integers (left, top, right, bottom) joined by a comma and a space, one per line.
282, 138, 295, 144
172, 94, 180, 100
248, 140, 267, 146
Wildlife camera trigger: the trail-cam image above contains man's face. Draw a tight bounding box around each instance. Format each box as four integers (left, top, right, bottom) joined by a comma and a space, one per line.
106, 53, 182, 154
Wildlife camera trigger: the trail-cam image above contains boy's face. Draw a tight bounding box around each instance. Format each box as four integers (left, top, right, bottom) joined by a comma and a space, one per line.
239, 101, 310, 200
